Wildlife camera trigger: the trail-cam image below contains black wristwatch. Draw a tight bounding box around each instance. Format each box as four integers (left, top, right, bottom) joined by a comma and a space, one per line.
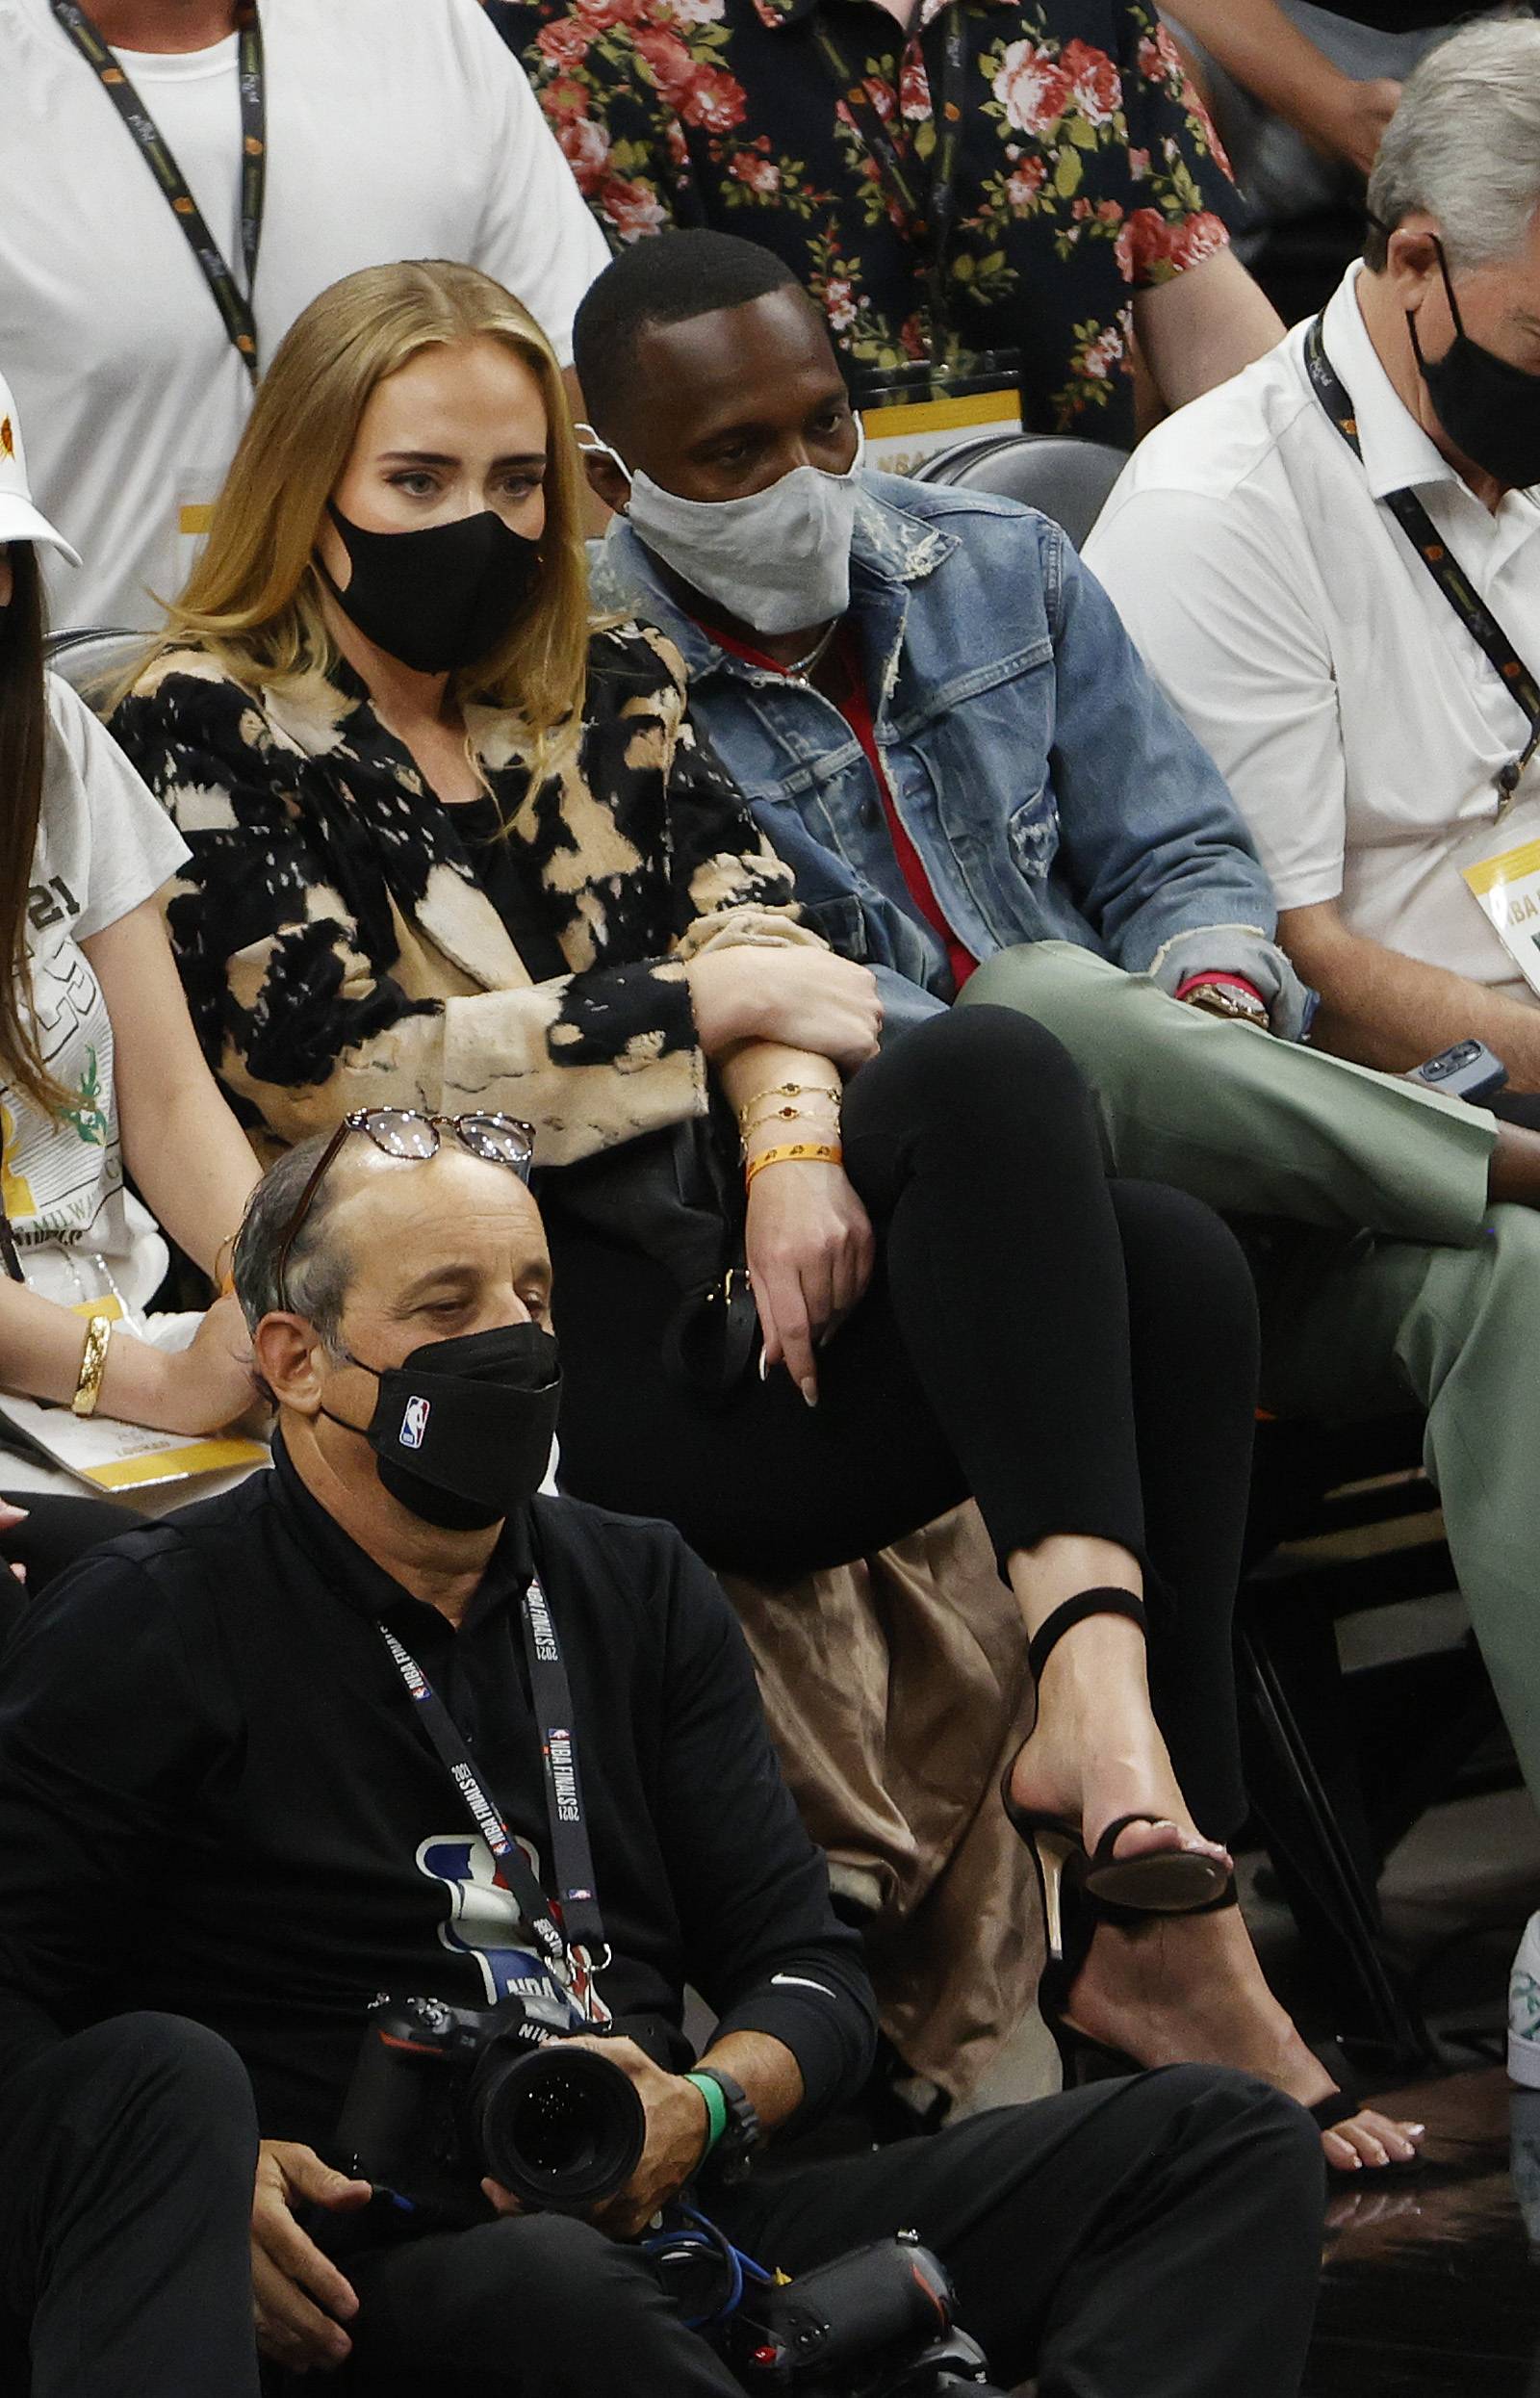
693, 2064, 762, 2185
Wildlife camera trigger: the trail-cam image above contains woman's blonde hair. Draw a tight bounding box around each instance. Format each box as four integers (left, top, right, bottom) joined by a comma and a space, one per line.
155, 258, 590, 738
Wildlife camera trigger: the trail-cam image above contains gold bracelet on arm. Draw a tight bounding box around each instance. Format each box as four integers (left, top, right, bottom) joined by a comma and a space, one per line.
738, 1104, 842, 1158
735, 1081, 841, 1131
744, 1142, 844, 1190
71, 1313, 114, 1418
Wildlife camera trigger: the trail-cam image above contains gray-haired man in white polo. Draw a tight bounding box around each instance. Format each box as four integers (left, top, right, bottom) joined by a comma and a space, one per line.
1080, 18, 1540, 1820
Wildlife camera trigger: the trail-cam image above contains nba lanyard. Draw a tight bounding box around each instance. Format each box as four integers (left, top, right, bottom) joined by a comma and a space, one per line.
377, 1572, 609, 2020
1305, 313, 1540, 805
812, 10, 969, 349
49, 0, 266, 385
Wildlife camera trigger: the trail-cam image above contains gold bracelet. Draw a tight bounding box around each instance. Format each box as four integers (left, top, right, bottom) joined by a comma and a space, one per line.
71, 1312, 114, 1417
736, 1081, 841, 1130
744, 1142, 844, 1189
737, 1103, 841, 1156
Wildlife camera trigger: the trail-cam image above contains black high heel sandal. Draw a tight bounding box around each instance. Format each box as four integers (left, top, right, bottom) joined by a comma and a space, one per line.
1001, 1587, 1233, 1921
1033, 1856, 1410, 2178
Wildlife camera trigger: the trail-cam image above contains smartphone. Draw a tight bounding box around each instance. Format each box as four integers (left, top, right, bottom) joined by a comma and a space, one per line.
1406, 1039, 1508, 1104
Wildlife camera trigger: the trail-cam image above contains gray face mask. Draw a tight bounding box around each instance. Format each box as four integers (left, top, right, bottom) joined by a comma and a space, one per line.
581, 424, 864, 637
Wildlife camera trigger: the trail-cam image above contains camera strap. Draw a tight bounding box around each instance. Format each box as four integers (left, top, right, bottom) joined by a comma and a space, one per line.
377, 1571, 608, 2022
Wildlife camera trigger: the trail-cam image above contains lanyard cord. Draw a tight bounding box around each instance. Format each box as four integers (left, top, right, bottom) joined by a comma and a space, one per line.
812, 7, 969, 357
50, 0, 266, 384
377, 1571, 608, 2016
1304, 314, 1540, 803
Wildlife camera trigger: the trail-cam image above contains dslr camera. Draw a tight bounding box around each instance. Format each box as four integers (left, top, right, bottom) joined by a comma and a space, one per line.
727, 2233, 1006, 2397
337, 1992, 646, 2226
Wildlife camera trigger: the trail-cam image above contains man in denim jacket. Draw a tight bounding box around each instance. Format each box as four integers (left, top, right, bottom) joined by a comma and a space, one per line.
578, 228, 1540, 1817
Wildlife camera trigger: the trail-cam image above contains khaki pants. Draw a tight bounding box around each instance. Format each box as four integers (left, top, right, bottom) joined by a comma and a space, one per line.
962, 943, 1540, 1806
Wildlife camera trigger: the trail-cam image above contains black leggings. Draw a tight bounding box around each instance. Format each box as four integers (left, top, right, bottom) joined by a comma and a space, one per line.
552, 1009, 1258, 1838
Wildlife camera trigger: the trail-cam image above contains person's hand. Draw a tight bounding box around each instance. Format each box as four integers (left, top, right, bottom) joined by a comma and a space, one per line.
147, 1290, 257, 1434
1315, 73, 1400, 177
250, 2141, 372, 2373
0, 1501, 27, 1585
482, 2036, 711, 2241
685, 946, 882, 1071
745, 1159, 876, 1406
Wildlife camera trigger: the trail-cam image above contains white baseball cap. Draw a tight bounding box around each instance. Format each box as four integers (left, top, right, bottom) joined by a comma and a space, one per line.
0, 369, 81, 569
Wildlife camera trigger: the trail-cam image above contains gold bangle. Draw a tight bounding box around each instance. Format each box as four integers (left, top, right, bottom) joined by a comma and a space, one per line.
744, 1142, 843, 1189
71, 1312, 114, 1417
736, 1081, 841, 1129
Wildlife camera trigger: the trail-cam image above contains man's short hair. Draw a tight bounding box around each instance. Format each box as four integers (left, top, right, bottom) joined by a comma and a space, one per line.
232, 1134, 353, 1347
573, 230, 815, 437
1366, 18, 1540, 273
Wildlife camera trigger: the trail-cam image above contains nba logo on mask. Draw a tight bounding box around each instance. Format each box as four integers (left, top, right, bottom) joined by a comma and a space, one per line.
399, 1396, 431, 1451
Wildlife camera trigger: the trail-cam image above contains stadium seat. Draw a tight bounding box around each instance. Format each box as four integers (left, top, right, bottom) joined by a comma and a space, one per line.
911, 433, 1130, 550
43, 626, 141, 707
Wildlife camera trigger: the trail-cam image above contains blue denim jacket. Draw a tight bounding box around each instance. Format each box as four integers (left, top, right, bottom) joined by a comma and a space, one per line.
599, 473, 1308, 1036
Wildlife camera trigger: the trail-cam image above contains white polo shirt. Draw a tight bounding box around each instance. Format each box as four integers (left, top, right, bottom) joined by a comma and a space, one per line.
1086, 262, 1540, 1004
0, 0, 611, 631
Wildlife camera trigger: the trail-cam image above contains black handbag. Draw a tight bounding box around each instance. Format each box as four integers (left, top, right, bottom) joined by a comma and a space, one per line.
536, 1112, 760, 1402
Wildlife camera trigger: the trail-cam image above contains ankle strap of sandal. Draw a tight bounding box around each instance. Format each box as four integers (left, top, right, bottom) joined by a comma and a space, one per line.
1027, 1587, 1148, 1686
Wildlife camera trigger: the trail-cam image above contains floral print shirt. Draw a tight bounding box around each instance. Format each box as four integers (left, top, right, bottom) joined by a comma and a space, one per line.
489, 0, 1242, 445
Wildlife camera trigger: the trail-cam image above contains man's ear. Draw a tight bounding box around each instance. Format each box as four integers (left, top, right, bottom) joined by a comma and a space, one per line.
252, 1312, 331, 1415
583, 448, 631, 517
1387, 217, 1443, 310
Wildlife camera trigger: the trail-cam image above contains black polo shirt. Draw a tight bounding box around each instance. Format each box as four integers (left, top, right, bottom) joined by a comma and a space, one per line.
0, 1445, 874, 2151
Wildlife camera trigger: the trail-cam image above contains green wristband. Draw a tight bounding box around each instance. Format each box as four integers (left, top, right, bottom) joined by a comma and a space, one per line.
685, 2069, 729, 2159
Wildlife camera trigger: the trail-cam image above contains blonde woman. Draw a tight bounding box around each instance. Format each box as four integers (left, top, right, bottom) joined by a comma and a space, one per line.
112, 261, 1417, 2172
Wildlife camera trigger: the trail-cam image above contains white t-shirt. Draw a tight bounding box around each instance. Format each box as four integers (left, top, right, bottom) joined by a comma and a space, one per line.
0, 0, 611, 629
1086, 262, 1540, 1003
3, 678, 190, 1311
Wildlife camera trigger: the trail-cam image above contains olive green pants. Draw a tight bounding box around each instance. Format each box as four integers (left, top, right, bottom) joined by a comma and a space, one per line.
961, 943, 1540, 1805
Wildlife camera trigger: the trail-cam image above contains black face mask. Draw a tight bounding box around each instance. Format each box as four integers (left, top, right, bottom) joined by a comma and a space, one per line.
1410, 238, 1540, 493
322, 1321, 561, 1531
316, 502, 542, 674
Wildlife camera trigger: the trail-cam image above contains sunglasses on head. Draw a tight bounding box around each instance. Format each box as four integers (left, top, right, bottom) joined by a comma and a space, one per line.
268, 1108, 536, 1312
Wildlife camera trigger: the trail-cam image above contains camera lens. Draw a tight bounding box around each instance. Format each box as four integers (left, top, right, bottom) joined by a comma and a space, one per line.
471, 2043, 646, 2212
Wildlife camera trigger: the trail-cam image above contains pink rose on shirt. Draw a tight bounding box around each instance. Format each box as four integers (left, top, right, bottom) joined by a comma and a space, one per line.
823, 276, 859, 332
535, 15, 591, 68
1005, 157, 1047, 210
662, 0, 726, 22
632, 23, 696, 98
991, 41, 1071, 137
557, 113, 612, 193
679, 62, 748, 130
1115, 205, 1174, 281
899, 54, 932, 119
1136, 26, 1187, 88
1080, 322, 1125, 380
729, 149, 782, 195
1167, 211, 1230, 272
1059, 39, 1120, 126
600, 174, 669, 242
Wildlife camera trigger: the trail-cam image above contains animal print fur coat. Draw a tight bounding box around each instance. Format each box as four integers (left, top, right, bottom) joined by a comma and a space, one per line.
111, 622, 824, 1166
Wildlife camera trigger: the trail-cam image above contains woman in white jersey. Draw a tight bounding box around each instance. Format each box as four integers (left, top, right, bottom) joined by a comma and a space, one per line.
0, 371, 260, 1591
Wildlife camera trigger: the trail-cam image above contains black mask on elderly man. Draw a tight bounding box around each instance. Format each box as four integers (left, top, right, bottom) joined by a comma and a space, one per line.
1409, 238, 1540, 493
321, 1320, 562, 1531
316, 501, 542, 674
